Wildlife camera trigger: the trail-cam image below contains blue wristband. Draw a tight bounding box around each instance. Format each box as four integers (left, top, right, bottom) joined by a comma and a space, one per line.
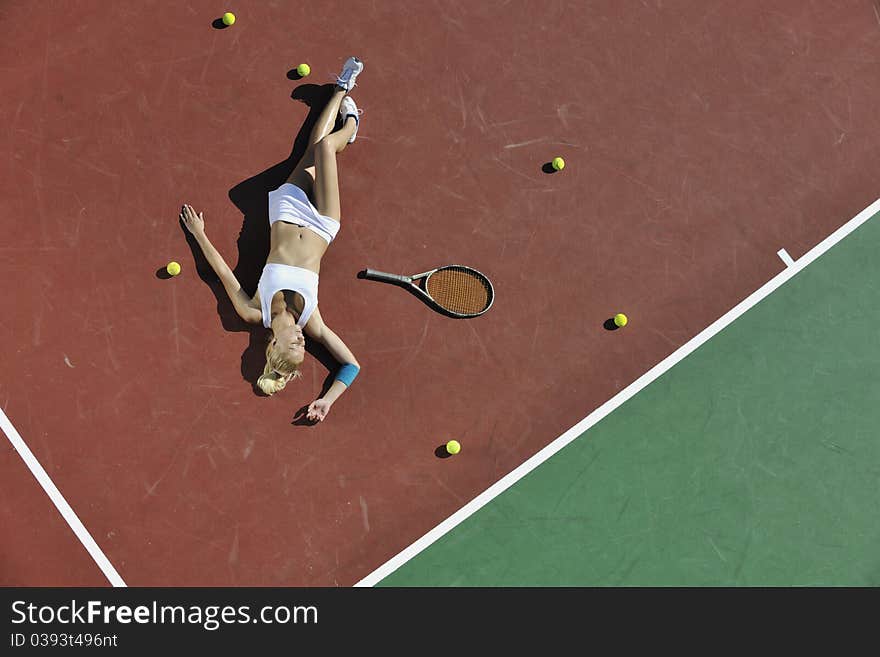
335, 363, 360, 387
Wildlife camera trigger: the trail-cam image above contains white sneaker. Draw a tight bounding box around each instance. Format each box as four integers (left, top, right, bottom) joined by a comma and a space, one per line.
339, 96, 363, 143
335, 56, 364, 92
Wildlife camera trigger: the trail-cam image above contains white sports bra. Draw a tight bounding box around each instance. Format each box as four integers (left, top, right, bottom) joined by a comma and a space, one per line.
257, 263, 318, 328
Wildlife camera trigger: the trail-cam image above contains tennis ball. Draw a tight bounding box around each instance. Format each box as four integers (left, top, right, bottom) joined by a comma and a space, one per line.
614, 313, 628, 327
552, 156, 565, 171
166, 261, 181, 276
222, 12, 235, 26
297, 63, 311, 77
446, 440, 461, 455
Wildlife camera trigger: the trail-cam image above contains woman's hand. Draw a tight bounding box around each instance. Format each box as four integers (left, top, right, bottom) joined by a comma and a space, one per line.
180, 204, 205, 236
306, 398, 333, 422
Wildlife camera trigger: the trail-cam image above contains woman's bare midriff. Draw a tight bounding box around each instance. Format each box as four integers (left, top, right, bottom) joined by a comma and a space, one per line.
266, 221, 330, 274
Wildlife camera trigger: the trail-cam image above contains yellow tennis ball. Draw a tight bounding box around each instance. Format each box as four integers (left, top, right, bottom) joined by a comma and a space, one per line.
297, 63, 311, 77
222, 12, 235, 26
166, 261, 181, 276
552, 156, 565, 171
446, 440, 461, 455
614, 313, 628, 327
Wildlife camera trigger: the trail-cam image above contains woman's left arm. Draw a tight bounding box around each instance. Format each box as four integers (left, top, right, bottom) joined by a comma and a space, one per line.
306, 325, 360, 422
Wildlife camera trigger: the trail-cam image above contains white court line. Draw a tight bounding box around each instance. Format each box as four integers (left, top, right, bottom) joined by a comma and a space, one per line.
777, 248, 795, 267
355, 197, 880, 587
0, 408, 126, 586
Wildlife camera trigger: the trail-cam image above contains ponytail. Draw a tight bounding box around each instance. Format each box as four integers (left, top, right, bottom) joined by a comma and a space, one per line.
257, 338, 303, 395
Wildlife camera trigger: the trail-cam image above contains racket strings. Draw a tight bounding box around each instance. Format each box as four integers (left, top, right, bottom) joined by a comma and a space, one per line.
425, 268, 492, 315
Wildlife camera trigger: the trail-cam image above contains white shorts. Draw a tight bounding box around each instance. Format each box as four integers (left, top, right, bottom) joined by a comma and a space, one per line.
268, 183, 340, 244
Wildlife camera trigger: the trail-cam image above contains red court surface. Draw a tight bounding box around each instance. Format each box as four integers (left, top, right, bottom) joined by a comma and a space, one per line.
1, 445, 106, 586
3, 1, 880, 585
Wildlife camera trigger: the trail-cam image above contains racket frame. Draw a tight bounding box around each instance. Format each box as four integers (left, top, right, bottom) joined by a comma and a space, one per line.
362, 265, 494, 318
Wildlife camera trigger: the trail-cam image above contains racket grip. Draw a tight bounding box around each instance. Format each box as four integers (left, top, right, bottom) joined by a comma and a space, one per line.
362, 269, 412, 284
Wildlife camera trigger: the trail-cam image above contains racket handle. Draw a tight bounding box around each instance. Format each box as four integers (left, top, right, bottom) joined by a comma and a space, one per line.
362, 269, 412, 285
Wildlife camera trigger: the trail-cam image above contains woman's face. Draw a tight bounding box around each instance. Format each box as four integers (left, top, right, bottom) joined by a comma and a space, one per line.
272, 323, 306, 362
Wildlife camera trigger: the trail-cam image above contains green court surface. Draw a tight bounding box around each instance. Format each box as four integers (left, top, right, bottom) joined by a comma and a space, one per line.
379, 213, 880, 586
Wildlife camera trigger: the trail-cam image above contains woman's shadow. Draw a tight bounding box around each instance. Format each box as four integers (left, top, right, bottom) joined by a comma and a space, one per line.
181, 81, 344, 410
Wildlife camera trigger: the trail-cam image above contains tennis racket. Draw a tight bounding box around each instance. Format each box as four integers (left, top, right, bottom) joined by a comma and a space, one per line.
362, 265, 495, 318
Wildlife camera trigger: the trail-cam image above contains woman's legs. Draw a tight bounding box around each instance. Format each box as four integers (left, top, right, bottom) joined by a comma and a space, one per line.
285, 87, 350, 195
312, 116, 357, 221
310, 87, 348, 147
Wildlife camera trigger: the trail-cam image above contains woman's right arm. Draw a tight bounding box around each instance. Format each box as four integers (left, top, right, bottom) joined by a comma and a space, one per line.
180, 204, 262, 325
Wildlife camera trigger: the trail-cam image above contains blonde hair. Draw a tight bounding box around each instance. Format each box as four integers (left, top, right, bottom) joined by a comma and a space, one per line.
257, 335, 304, 395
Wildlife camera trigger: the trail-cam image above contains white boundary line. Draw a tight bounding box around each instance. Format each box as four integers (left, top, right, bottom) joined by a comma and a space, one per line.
777, 248, 795, 267
355, 197, 880, 587
0, 408, 126, 586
